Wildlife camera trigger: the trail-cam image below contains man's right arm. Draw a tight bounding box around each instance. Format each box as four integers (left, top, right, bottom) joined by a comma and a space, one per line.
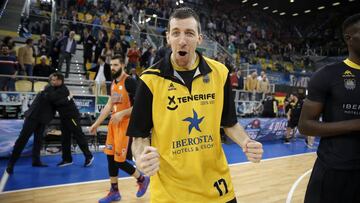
89, 98, 113, 133
298, 67, 360, 137
298, 99, 360, 137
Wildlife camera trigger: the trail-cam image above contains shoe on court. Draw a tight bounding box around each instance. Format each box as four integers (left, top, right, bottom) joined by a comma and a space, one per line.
136, 176, 150, 197
284, 138, 291, 144
57, 161, 73, 167
98, 190, 121, 203
84, 156, 94, 167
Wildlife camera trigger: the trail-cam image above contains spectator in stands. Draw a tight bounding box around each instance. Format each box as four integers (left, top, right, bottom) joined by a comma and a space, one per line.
257, 71, 265, 81
230, 68, 239, 89
89, 55, 112, 95
6, 79, 55, 174
129, 68, 139, 81
126, 42, 141, 72
245, 71, 258, 100
109, 32, 118, 49
119, 35, 130, 56
37, 34, 50, 57
50, 31, 63, 71
57, 31, 77, 78
2, 36, 16, 56
0, 45, 18, 91
101, 42, 114, 64
89, 55, 149, 203
113, 42, 124, 59
80, 28, 96, 69
33, 56, 54, 77
18, 38, 34, 76
284, 93, 303, 143
237, 69, 244, 90
153, 38, 170, 64
46, 72, 94, 167
94, 30, 107, 63
257, 74, 270, 100
140, 46, 154, 68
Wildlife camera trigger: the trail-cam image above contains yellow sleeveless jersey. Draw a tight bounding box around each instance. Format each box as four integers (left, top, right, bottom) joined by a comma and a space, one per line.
139, 55, 235, 203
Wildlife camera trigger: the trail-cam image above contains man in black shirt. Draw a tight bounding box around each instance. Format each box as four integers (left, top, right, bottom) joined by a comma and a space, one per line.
46, 72, 94, 167
299, 14, 360, 203
33, 56, 54, 77
6, 82, 55, 174
261, 93, 278, 118
284, 93, 302, 143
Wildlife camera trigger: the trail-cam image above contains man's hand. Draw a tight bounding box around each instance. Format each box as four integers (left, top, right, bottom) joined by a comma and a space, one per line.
242, 139, 263, 163
89, 124, 98, 135
136, 146, 160, 176
110, 111, 124, 124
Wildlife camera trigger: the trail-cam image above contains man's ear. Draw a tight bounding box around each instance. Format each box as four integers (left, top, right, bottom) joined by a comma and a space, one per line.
344, 34, 351, 41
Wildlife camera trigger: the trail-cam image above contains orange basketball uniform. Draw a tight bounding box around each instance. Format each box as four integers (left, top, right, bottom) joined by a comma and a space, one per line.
104, 74, 131, 162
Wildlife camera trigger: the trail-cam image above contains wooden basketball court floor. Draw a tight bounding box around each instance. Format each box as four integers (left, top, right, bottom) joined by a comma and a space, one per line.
0, 141, 317, 203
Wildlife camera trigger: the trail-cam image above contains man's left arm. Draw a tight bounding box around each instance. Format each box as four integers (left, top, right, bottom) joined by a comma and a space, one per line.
111, 77, 138, 123
221, 74, 263, 163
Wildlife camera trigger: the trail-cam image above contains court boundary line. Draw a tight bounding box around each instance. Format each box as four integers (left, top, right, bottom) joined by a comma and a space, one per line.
286, 169, 312, 203
0, 152, 316, 194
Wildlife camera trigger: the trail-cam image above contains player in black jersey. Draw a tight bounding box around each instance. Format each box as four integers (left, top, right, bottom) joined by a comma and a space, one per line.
299, 13, 360, 203
284, 93, 302, 143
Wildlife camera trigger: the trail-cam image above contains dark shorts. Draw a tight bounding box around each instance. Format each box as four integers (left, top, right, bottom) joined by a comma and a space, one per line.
287, 119, 298, 129
305, 158, 360, 203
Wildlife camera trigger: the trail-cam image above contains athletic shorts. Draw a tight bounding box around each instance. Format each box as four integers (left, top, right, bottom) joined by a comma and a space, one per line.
287, 119, 298, 129
104, 118, 130, 162
304, 158, 360, 203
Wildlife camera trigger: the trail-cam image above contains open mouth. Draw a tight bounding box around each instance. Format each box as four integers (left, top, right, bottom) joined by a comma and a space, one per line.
178, 51, 187, 56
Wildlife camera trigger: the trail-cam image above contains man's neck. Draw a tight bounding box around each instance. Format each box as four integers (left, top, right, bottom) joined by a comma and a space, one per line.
348, 53, 360, 66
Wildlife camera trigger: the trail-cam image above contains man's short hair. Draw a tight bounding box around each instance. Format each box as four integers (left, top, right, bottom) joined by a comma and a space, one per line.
342, 13, 360, 34
167, 7, 201, 34
25, 38, 33, 44
111, 55, 125, 64
99, 55, 106, 62
49, 72, 64, 83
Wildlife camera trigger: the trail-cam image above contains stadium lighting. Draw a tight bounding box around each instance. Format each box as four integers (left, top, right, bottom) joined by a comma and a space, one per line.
332, 2, 340, 6
272, 10, 278, 13
280, 12, 286, 16
179, 0, 184, 4
304, 10, 311, 13
263, 6, 269, 10
317, 6, 325, 10
290, 0, 294, 3
292, 13, 298, 16
176, 1, 179, 6
252, 3, 258, 6
242, 0, 248, 3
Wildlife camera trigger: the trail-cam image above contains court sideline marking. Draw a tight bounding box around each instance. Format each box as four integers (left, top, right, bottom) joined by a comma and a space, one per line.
286, 169, 312, 203
0, 152, 316, 194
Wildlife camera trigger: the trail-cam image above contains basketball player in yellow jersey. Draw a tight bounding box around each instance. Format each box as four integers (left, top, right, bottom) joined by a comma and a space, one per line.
89, 55, 150, 203
127, 7, 263, 203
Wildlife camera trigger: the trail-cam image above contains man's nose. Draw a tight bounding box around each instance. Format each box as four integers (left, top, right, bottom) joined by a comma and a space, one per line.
178, 34, 187, 46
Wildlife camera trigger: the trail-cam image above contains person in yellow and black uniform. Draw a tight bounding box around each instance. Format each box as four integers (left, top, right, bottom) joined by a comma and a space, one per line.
127, 7, 263, 203
299, 13, 360, 203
